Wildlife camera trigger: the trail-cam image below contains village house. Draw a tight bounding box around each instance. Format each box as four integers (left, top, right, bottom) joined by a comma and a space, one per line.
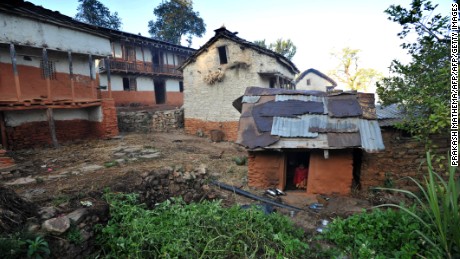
0, 0, 118, 151
179, 27, 299, 141
235, 87, 384, 195
294, 68, 337, 92
98, 30, 195, 107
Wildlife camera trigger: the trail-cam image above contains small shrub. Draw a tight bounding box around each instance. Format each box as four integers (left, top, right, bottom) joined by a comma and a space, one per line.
26, 236, 50, 259
96, 193, 309, 258
232, 156, 247, 166
67, 225, 83, 245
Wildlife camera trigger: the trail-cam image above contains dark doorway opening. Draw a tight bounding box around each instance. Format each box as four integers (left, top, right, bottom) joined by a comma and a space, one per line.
154, 80, 166, 104
285, 151, 310, 190
352, 148, 363, 190
0, 112, 7, 149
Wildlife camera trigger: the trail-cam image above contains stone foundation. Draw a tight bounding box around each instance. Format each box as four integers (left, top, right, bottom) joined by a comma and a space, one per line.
117, 108, 184, 133
184, 118, 239, 142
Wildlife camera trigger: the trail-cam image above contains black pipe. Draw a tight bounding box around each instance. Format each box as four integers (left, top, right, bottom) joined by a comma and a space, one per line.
211, 181, 302, 211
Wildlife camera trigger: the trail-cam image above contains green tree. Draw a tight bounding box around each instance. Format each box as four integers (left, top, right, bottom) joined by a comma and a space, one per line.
75, 0, 122, 30
148, 0, 206, 46
253, 38, 297, 60
329, 47, 382, 91
376, 0, 450, 142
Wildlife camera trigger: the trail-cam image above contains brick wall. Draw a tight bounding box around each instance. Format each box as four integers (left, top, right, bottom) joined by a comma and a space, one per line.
97, 99, 119, 137
247, 151, 285, 189
360, 128, 449, 191
184, 118, 239, 141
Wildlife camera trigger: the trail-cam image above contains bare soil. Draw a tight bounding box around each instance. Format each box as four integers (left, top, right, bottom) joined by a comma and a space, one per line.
6, 129, 372, 233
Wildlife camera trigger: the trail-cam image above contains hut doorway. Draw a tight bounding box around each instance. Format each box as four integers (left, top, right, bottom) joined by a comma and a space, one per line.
284, 151, 310, 191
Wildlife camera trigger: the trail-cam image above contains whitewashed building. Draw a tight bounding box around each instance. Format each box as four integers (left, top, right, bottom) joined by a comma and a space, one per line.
179, 27, 299, 141
295, 68, 336, 92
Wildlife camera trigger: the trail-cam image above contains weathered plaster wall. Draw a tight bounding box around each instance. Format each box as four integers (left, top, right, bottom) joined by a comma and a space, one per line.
0, 13, 111, 56
183, 38, 295, 140
137, 77, 154, 91
165, 79, 180, 92
360, 128, 450, 191
307, 150, 353, 195
247, 151, 285, 189
4, 108, 102, 127
296, 73, 332, 91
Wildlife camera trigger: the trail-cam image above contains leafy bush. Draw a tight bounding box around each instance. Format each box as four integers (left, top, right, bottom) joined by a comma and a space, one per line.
377, 153, 460, 258
96, 193, 309, 258
233, 156, 247, 166
321, 208, 433, 258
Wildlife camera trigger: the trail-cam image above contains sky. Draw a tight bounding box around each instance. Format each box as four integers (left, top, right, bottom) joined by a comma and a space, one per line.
28, 0, 451, 92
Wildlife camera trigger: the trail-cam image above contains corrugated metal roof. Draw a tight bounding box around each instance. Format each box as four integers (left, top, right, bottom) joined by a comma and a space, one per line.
242, 96, 261, 103
271, 117, 319, 137
376, 104, 404, 119
305, 115, 358, 133
358, 120, 385, 152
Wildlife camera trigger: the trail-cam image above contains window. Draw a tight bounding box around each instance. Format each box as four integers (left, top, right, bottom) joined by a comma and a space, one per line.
179, 81, 184, 92
124, 46, 136, 62
40, 59, 56, 80
217, 46, 228, 64
123, 77, 137, 91
306, 79, 311, 86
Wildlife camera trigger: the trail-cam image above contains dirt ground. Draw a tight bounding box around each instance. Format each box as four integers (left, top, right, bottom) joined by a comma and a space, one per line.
5, 129, 372, 233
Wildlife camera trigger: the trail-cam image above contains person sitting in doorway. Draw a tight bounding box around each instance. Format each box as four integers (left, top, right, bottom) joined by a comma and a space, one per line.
293, 163, 308, 189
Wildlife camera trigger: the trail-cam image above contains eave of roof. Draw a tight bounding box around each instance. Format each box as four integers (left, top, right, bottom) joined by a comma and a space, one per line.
178, 27, 299, 74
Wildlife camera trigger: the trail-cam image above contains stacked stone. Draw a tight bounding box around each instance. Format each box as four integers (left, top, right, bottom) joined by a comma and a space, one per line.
151, 108, 184, 132
138, 165, 216, 208
117, 110, 153, 133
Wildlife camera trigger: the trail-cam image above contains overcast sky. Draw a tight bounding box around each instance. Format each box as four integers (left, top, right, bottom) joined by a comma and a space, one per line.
28, 0, 451, 91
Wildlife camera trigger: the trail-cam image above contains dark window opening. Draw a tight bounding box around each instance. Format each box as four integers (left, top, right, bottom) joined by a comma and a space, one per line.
218, 46, 228, 64
40, 60, 56, 80
179, 81, 184, 92
269, 78, 275, 88
23, 56, 32, 61
352, 148, 363, 190
124, 46, 136, 62
123, 77, 137, 91
306, 79, 311, 86
154, 80, 166, 104
285, 151, 310, 191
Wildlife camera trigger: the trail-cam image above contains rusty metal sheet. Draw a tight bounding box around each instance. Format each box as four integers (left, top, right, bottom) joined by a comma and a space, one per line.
327, 132, 361, 148
238, 123, 279, 149
327, 95, 362, 117
255, 100, 324, 117
358, 93, 376, 119
232, 95, 243, 113
306, 115, 359, 133
244, 87, 326, 97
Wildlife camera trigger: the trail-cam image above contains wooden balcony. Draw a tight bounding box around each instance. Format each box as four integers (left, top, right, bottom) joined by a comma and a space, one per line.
100, 59, 183, 78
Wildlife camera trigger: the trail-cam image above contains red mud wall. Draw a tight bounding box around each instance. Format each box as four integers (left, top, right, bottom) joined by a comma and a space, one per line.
0, 63, 96, 101
247, 151, 285, 189
360, 128, 449, 191
307, 150, 353, 195
185, 118, 239, 142
5, 100, 118, 150
101, 91, 183, 107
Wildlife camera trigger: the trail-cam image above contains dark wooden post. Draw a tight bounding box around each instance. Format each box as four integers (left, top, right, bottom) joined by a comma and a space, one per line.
68, 51, 75, 101
46, 108, 59, 148
105, 57, 112, 98
42, 48, 52, 101
9, 44, 22, 101
0, 112, 8, 150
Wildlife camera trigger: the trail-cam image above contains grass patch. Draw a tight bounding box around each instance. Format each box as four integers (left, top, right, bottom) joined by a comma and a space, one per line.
96, 193, 309, 258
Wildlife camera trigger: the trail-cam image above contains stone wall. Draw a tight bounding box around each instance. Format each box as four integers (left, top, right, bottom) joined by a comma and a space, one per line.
360, 127, 449, 191
117, 108, 184, 133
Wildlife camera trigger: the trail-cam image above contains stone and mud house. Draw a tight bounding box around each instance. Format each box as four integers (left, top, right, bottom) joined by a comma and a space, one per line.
98, 30, 195, 108
0, 0, 118, 151
235, 87, 384, 195
295, 68, 337, 92
178, 27, 299, 141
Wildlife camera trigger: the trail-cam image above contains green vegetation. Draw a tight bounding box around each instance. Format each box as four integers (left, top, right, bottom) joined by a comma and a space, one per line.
321, 208, 432, 258
0, 234, 50, 259
75, 0, 122, 30
148, 0, 206, 46
96, 193, 308, 258
377, 153, 460, 258
26, 236, 50, 259
232, 155, 247, 166
254, 39, 297, 60
376, 0, 450, 142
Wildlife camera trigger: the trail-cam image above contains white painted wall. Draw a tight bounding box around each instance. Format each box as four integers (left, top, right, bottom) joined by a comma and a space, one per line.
164, 52, 175, 65
0, 13, 111, 56
137, 77, 154, 91
99, 75, 124, 91
4, 107, 102, 126
183, 38, 296, 122
166, 79, 180, 92
113, 43, 122, 59
296, 72, 333, 91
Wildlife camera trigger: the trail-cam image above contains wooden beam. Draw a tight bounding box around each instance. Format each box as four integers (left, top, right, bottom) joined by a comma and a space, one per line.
0, 112, 8, 150
42, 48, 52, 101
68, 51, 75, 101
141, 44, 146, 71
46, 108, 59, 148
105, 57, 112, 98
9, 44, 22, 101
